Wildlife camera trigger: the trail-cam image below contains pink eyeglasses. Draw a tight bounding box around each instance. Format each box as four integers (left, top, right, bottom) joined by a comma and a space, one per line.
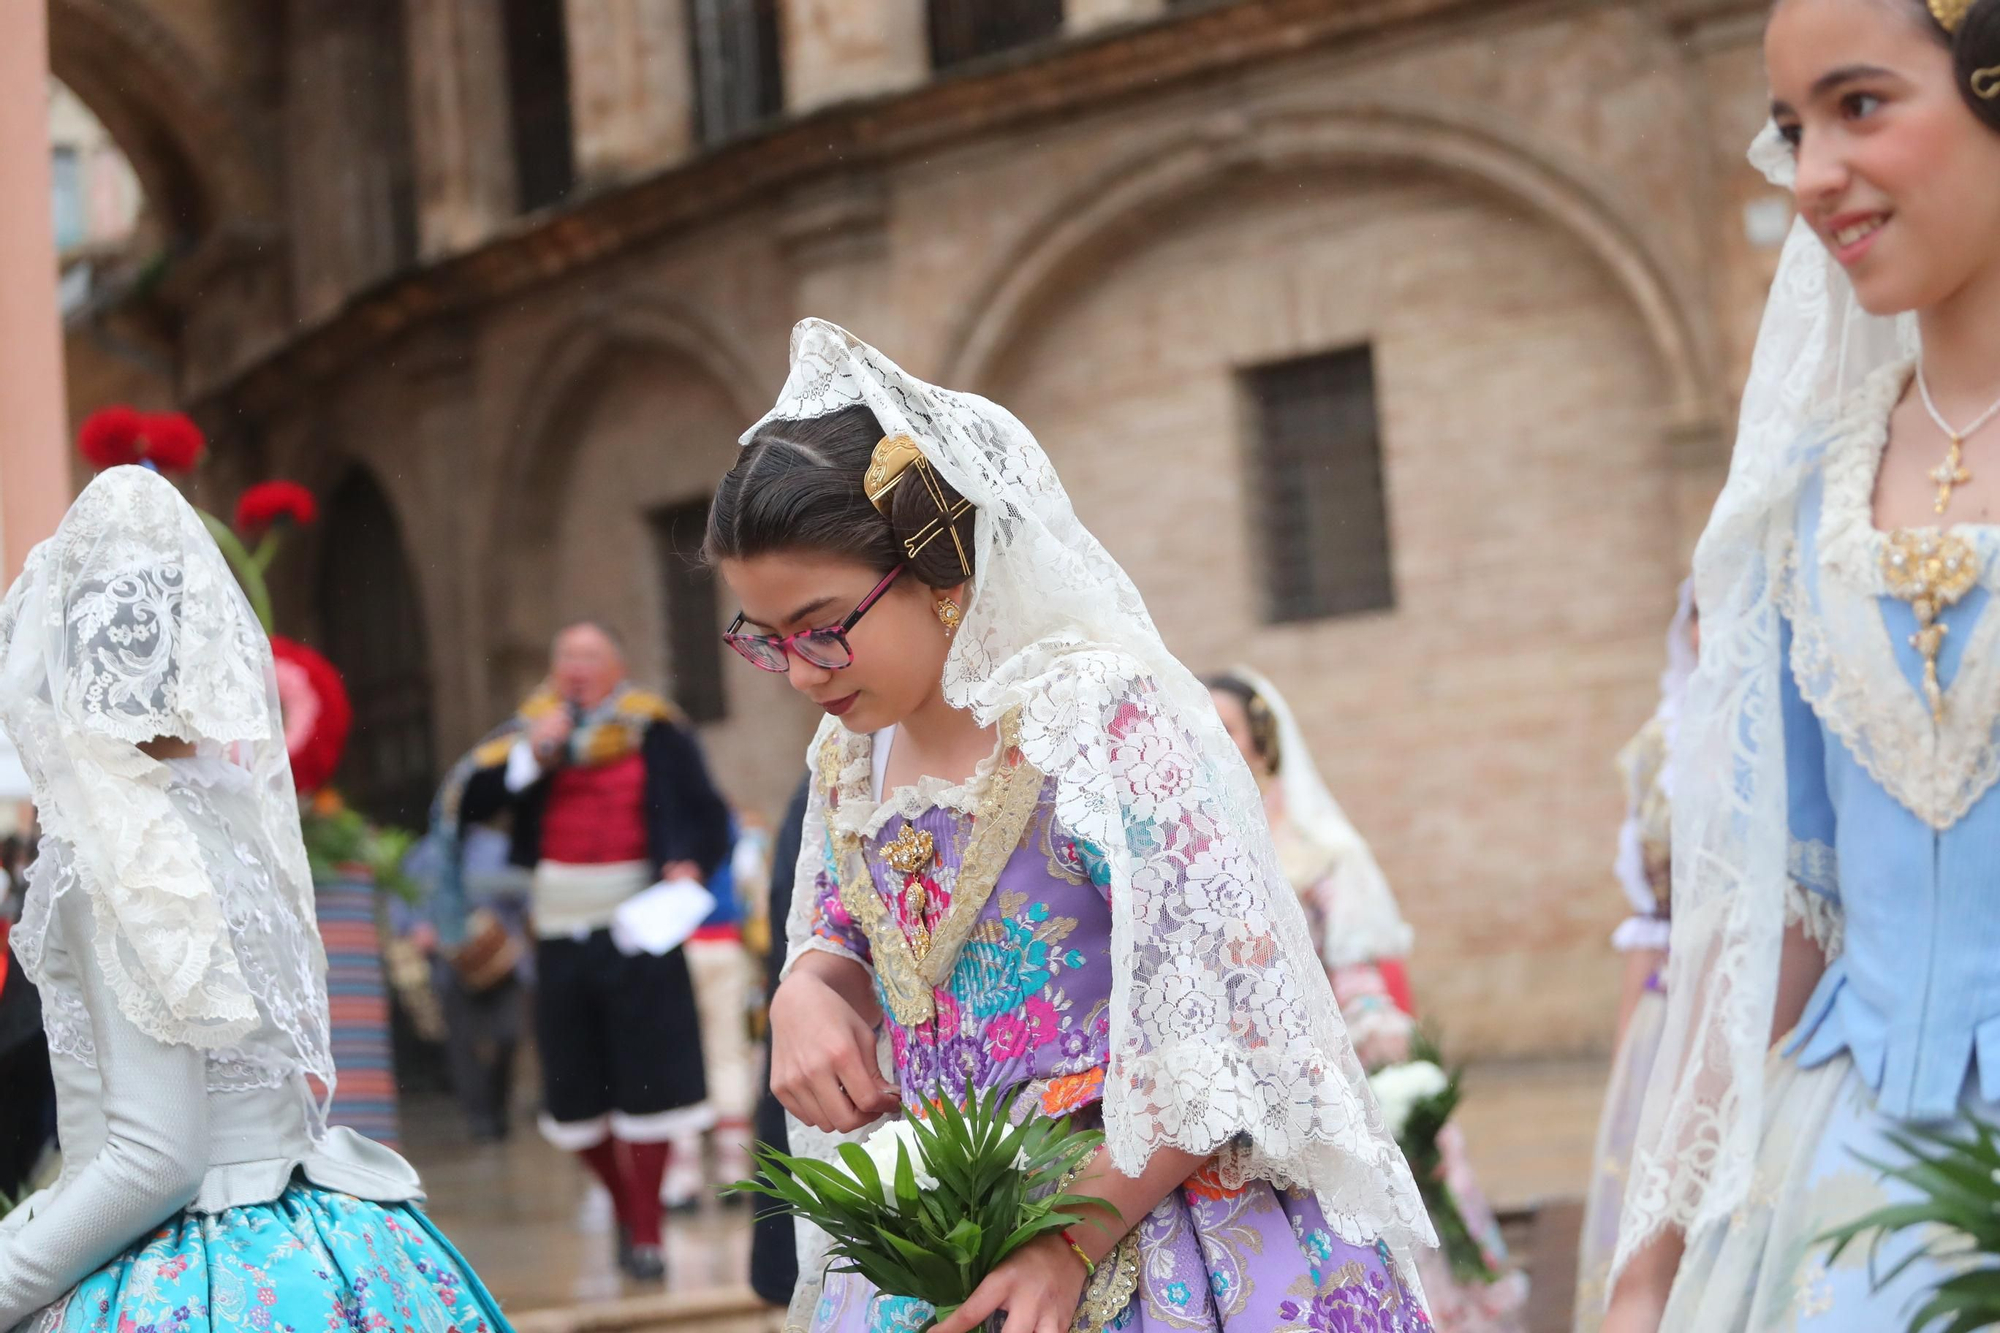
724, 566, 904, 672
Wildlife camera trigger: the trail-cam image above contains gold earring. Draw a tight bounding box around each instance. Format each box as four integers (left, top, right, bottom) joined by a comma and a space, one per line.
1975, 66, 2000, 100
935, 598, 962, 636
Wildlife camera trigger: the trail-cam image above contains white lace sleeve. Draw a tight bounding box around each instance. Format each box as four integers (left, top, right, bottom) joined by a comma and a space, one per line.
1611, 204, 1913, 1285
1018, 661, 1434, 1275
779, 719, 873, 980
777, 719, 892, 1331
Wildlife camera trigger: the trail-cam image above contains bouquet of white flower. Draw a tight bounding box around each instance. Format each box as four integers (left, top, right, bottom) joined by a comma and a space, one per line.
1367, 1050, 1503, 1287
730, 1080, 1109, 1329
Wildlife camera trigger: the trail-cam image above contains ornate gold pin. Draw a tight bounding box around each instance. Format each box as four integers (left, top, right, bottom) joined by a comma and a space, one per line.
882, 824, 938, 961
1882, 529, 1979, 724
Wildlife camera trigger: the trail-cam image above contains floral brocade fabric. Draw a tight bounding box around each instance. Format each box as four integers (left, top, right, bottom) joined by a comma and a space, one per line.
802, 760, 1431, 1333
20, 1185, 507, 1333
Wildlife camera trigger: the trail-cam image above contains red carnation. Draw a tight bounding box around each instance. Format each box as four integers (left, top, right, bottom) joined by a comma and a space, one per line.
76, 407, 206, 473
271, 636, 352, 794
236, 481, 319, 537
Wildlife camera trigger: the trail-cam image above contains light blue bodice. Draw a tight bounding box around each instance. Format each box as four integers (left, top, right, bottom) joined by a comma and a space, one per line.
1780, 364, 2000, 1121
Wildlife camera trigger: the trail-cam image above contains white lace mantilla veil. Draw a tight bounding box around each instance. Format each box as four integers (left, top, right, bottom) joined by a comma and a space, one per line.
0, 465, 335, 1126
1225, 665, 1413, 968
756, 320, 1435, 1315
1608, 129, 1916, 1287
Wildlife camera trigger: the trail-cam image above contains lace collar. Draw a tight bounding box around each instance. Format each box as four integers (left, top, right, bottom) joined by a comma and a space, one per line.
1788, 357, 2000, 831
826, 724, 1010, 840
1818, 357, 2000, 594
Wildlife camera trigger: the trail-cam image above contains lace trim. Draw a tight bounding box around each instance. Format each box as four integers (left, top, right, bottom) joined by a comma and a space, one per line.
819, 712, 1042, 1028
1786, 838, 1838, 902
16, 778, 329, 1098
1790, 360, 2000, 831
828, 727, 1009, 840
1785, 878, 1844, 957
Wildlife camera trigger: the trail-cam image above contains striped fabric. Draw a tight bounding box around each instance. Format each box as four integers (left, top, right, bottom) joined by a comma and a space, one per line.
315, 877, 401, 1148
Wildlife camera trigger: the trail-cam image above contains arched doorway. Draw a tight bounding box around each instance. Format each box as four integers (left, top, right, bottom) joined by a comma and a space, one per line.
317, 469, 436, 829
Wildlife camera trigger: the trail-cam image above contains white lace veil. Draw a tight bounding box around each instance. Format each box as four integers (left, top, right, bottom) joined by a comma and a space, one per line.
0, 466, 334, 1121
1224, 665, 1414, 969
1610, 130, 1916, 1281
759, 321, 1434, 1296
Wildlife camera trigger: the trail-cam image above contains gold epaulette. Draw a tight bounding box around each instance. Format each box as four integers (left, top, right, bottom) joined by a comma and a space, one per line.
517, 688, 564, 721
471, 734, 518, 770
616, 689, 685, 726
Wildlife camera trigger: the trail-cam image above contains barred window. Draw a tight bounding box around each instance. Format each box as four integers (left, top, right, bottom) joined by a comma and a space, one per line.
690, 0, 785, 147
1243, 347, 1395, 623
503, 0, 577, 211
927, 0, 1064, 70
651, 498, 728, 724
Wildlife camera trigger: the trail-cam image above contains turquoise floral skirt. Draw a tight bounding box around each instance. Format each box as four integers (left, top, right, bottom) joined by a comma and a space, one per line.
23, 1184, 509, 1333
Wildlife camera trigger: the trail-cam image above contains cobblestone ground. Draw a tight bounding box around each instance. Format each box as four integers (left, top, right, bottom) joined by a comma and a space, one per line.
405, 1058, 1610, 1327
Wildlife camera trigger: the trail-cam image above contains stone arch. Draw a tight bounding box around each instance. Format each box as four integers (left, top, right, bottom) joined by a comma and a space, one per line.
314, 464, 438, 827
485, 303, 769, 689
944, 99, 1718, 435
48, 0, 275, 246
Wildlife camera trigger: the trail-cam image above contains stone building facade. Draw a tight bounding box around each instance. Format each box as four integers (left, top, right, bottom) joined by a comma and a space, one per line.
52, 0, 1791, 1058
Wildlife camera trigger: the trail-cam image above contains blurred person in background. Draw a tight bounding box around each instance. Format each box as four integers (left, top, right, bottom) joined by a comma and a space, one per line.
460, 621, 731, 1283
1207, 668, 1528, 1332
408, 775, 534, 1145
1572, 585, 1693, 1333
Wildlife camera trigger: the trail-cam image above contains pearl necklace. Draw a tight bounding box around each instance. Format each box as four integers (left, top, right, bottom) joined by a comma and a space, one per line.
1917, 361, 2000, 515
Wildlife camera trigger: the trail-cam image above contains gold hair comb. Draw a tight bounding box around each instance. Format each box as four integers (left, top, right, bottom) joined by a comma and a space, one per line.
864, 434, 926, 514
864, 433, 972, 579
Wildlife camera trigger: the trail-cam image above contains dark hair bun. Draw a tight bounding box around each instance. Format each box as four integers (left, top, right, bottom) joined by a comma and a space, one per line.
1954, 0, 2000, 132
882, 456, 977, 588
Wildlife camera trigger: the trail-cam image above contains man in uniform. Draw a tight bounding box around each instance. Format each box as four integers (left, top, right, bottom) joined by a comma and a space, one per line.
462, 622, 731, 1282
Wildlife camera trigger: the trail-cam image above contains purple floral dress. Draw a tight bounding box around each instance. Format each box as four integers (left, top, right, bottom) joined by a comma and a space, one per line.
800, 737, 1431, 1333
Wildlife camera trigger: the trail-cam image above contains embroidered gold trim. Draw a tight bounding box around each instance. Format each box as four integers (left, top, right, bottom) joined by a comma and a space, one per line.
1069, 1229, 1141, 1332
821, 712, 1042, 1027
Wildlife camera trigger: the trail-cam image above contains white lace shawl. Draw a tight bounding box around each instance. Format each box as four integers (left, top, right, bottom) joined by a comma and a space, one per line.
0, 467, 334, 1122
1610, 130, 1915, 1282
758, 321, 1435, 1301
1226, 665, 1414, 969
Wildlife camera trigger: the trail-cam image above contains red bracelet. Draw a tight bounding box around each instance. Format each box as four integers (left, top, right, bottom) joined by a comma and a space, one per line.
1060, 1227, 1095, 1279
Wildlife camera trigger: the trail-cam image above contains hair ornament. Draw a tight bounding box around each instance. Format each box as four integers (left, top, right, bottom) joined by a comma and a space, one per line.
864, 433, 926, 513
1931, 0, 1971, 30
1975, 65, 2000, 100
864, 432, 972, 579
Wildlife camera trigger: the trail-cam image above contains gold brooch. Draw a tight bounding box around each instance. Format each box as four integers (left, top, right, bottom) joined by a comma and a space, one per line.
882, 823, 938, 962
883, 824, 936, 876
1882, 529, 1979, 724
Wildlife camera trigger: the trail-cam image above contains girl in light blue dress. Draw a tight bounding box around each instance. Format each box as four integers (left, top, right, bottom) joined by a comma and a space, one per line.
1601, 0, 2000, 1328
0, 468, 509, 1333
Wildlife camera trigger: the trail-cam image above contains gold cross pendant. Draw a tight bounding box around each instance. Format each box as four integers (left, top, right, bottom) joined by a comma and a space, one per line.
1931, 435, 1972, 515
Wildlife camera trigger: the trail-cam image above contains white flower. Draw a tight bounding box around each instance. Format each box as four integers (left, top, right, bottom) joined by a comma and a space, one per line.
860, 1118, 939, 1206
1367, 1060, 1449, 1140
